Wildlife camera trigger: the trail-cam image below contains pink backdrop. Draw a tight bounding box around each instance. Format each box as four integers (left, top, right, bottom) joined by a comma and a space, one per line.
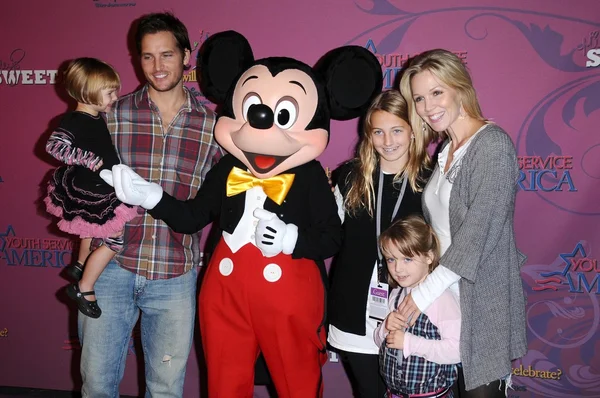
1, 1, 599, 397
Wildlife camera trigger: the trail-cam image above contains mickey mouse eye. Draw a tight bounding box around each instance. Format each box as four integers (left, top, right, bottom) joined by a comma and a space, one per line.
242, 93, 262, 121
274, 98, 298, 130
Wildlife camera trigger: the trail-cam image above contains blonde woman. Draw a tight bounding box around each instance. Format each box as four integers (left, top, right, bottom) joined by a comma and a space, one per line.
398, 49, 527, 397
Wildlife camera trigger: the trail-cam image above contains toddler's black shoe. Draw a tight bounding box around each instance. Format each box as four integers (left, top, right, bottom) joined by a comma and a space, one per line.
66, 283, 101, 319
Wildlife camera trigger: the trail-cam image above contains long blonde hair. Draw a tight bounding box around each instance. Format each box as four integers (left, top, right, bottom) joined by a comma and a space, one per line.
344, 90, 430, 217
399, 49, 487, 142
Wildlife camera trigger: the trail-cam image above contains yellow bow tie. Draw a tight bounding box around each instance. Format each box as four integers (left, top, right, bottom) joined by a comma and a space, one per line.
226, 166, 295, 205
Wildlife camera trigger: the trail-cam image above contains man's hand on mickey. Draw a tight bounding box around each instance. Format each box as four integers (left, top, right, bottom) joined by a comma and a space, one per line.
100, 165, 163, 210
253, 208, 298, 258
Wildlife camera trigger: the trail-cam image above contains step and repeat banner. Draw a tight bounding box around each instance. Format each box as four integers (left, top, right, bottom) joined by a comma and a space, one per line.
0, 1, 598, 397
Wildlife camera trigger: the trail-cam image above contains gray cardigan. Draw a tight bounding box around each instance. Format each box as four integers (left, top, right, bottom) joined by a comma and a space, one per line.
423, 124, 527, 390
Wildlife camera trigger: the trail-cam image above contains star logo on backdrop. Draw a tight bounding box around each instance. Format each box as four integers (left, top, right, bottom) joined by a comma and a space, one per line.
0, 225, 16, 257
534, 242, 586, 291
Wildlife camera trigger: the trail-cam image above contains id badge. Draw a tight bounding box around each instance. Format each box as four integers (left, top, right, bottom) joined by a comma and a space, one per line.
367, 281, 389, 322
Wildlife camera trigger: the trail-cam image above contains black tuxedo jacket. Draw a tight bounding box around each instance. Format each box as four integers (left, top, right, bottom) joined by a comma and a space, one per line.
149, 154, 342, 282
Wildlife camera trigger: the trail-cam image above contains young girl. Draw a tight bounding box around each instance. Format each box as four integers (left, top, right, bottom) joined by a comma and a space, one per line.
375, 215, 460, 398
327, 90, 431, 398
44, 57, 138, 319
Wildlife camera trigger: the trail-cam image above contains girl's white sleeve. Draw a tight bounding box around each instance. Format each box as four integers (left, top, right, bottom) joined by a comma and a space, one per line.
411, 265, 460, 312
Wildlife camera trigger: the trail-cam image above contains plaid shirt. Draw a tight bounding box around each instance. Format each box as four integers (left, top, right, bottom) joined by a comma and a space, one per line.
105, 85, 222, 280
379, 293, 458, 397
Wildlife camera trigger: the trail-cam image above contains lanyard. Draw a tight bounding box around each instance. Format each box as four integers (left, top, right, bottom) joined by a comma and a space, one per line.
375, 169, 408, 278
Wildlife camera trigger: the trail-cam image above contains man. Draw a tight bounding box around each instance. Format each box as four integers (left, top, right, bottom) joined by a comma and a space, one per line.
78, 12, 222, 397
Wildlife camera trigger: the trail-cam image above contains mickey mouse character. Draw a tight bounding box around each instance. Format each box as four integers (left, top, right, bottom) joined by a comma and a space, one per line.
101, 31, 382, 397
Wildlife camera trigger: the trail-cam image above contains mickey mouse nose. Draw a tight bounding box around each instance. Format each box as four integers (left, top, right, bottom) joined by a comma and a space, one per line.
247, 104, 274, 130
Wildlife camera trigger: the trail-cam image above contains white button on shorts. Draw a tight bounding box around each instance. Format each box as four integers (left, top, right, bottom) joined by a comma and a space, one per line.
219, 258, 234, 276
263, 263, 282, 282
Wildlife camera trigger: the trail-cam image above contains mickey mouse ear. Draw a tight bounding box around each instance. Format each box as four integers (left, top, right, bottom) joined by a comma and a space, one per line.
198, 30, 255, 104
314, 46, 383, 120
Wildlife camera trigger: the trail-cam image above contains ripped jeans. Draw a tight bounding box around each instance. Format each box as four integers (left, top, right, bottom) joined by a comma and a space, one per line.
78, 260, 197, 398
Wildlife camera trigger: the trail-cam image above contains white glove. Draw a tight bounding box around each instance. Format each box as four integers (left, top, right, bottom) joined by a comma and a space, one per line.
100, 165, 163, 210
253, 208, 298, 258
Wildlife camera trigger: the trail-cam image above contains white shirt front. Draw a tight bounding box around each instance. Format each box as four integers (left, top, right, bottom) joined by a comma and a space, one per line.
223, 186, 265, 253
425, 128, 480, 256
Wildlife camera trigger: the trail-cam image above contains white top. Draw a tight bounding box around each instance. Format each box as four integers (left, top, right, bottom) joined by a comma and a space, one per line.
413, 125, 488, 311
424, 128, 481, 255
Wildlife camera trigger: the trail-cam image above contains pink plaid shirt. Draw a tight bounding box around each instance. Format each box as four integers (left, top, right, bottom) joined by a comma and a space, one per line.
105, 85, 222, 279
